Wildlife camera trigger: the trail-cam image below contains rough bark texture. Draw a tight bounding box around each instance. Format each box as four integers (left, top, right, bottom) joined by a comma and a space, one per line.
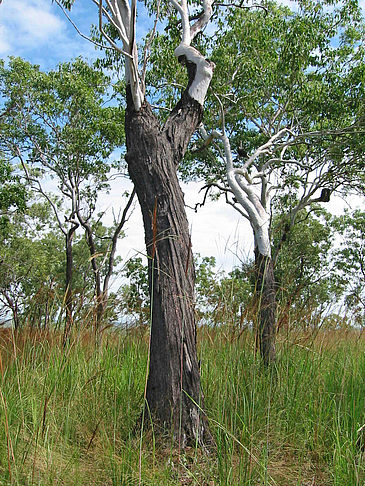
254, 249, 277, 366
125, 88, 211, 447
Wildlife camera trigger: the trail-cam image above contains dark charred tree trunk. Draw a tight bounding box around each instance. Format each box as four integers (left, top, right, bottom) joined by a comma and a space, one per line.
64, 224, 78, 343
125, 87, 211, 447
3, 291, 20, 329
254, 249, 276, 366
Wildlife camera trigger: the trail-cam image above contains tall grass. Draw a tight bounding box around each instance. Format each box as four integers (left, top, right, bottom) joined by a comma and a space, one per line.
0, 326, 363, 485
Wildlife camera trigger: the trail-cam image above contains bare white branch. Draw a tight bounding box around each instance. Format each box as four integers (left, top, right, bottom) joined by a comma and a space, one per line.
169, 0, 214, 105
142, 0, 162, 91
54, 0, 116, 51
170, 0, 190, 43
243, 128, 293, 171
105, 0, 130, 47
190, 1, 214, 40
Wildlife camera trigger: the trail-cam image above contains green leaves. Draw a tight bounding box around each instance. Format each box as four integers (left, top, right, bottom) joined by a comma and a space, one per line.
120, 256, 150, 324
0, 57, 125, 207
332, 210, 365, 323
273, 208, 340, 312
0, 157, 27, 234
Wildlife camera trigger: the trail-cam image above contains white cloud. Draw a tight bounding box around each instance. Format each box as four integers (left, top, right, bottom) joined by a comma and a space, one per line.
10, 1, 64, 41
0, 0, 101, 69
1, 0, 64, 37
0, 0, 67, 62
277, 0, 299, 11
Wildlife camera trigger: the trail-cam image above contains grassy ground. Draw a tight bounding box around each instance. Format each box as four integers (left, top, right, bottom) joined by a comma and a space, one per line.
0, 326, 364, 485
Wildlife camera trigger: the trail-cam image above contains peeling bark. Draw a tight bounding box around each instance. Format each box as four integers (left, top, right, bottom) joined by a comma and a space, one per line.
175, 45, 214, 105
104, 0, 216, 448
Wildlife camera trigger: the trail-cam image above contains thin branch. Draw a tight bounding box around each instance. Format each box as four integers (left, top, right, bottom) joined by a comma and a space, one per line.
141, 0, 161, 91
169, 0, 185, 18
243, 128, 293, 171
17, 149, 68, 236
227, 198, 250, 220
93, 0, 137, 62
193, 182, 232, 212
54, 0, 115, 51
102, 0, 130, 47
213, 1, 268, 14
103, 187, 136, 295
150, 104, 172, 112
169, 0, 191, 44
129, 0, 137, 56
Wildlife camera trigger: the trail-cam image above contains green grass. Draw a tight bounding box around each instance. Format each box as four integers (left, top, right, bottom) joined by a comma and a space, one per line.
0, 327, 364, 485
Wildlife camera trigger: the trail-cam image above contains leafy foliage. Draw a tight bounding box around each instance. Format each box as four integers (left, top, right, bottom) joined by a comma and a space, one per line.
185, 0, 365, 193
120, 256, 150, 325
0, 201, 64, 326
195, 255, 252, 327
53, 0, 75, 10
0, 157, 27, 233
332, 210, 365, 325
0, 57, 130, 325
273, 208, 341, 323
0, 57, 125, 206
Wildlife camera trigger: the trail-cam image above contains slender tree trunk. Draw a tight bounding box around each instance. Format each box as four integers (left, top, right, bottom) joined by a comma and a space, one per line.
77, 189, 136, 327
12, 302, 19, 329
254, 248, 276, 366
81, 223, 103, 327
3, 292, 19, 329
125, 88, 211, 447
64, 224, 77, 342
101, 188, 136, 322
